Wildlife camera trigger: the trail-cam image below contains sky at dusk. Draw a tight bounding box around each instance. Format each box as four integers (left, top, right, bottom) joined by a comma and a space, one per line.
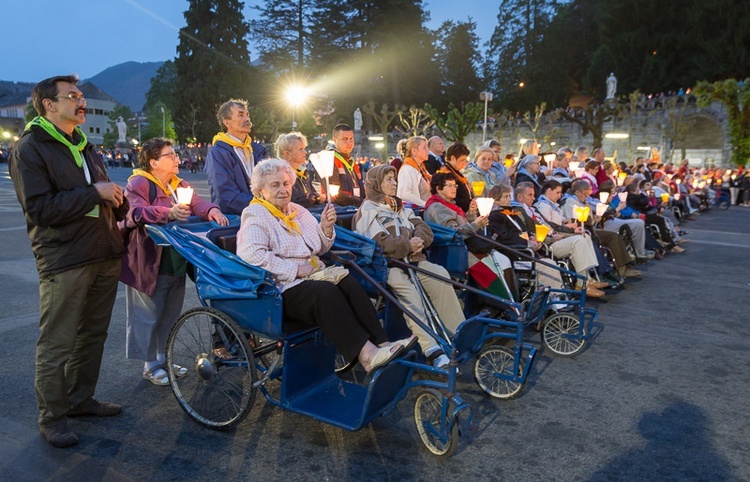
3, 0, 498, 83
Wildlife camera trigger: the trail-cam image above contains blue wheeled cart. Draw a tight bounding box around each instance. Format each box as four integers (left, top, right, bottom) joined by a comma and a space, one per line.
327, 223, 538, 401
424, 223, 599, 358
146, 221, 472, 456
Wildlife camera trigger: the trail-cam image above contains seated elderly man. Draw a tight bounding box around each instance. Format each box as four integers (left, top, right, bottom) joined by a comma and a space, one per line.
533, 179, 625, 288
514, 182, 608, 297
236, 158, 415, 376
563, 180, 644, 278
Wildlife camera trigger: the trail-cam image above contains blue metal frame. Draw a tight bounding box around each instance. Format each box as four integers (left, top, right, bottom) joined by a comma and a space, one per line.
145, 222, 466, 449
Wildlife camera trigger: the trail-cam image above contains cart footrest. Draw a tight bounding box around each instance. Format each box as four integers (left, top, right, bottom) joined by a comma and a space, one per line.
284, 355, 413, 431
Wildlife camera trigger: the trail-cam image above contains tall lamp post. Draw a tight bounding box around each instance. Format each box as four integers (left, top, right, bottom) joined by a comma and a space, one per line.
286, 86, 307, 130
159, 106, 166, 138
480, 91, 493, 143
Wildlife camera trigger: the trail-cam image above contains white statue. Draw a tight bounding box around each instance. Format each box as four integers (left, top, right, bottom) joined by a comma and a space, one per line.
116, 116, 127, 143
353, 108, 363, 131
606, 73, 617, 100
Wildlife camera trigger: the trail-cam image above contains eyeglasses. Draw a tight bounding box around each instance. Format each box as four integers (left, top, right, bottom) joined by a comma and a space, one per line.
443, 183, 458, 188
159, 151, 179, 160
54, 93, 86, 104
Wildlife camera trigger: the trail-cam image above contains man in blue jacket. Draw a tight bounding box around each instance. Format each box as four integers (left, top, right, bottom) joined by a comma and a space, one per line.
10, 75, 128, 448
205, 99, 268, 214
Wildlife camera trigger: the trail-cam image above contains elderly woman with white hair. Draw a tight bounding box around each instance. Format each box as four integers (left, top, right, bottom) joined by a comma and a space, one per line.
274, 131, 325, 208
236, 158, 414, 375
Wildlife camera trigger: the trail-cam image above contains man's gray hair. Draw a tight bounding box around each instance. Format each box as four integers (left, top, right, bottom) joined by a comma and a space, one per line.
216, 98, 249, 130
250, 158, 294, 198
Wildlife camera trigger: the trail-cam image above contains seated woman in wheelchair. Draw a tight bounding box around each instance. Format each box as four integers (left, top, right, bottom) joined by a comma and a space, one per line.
353, 165, 466, 369
623, 178, 685, 254
486, 184, 568, 296
423, 172, 518, 298
236, 158, 415, 376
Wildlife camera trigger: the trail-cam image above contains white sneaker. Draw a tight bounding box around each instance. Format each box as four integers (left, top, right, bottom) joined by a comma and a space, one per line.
432, 354, 450, 369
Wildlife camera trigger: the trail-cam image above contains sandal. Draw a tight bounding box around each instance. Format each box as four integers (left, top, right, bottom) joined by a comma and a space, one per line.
172, 364, 189, 379
143, 367, 169, 386
366, 344, 405, 378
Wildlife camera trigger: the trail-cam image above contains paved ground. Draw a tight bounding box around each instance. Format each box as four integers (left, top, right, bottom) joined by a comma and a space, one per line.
1, 162, 749, 481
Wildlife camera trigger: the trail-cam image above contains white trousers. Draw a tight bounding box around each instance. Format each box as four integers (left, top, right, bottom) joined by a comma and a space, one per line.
387, 261, 464, 354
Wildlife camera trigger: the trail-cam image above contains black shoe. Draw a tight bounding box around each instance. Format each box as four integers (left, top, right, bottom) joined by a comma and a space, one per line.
69, 398, 122, 417
40, 421, 79, 448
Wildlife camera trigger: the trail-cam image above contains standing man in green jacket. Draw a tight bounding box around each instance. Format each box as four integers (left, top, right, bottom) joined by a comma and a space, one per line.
9, 75, 128, 448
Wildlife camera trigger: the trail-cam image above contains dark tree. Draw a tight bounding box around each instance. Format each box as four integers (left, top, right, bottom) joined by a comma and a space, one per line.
250, 0, 317, 71
174, 0, 261, 142
144, 61, 177, 114
434, 20, 482, 112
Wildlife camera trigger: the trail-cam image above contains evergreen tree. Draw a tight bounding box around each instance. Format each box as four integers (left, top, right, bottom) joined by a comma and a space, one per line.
483, 0, 557, 112
145, 61, 177, 114
434, 20, 482, 111
250, 0, 318, 71
174, 0, 260, 142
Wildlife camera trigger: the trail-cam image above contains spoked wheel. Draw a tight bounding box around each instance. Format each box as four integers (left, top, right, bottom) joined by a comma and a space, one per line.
474, 346, 524, 399
414, 389, 459, 457
540, 312, 586, 357
166, 307, 257, 428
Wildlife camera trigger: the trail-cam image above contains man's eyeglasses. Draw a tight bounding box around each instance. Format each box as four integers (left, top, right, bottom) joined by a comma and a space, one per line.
54, 93, 86, 104
159, 151, 179, 160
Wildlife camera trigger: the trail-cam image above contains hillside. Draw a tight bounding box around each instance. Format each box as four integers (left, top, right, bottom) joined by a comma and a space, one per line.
85, 61, 164, 112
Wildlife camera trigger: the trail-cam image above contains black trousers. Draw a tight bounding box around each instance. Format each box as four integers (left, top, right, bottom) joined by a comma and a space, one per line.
283, 275, 387, 363
645, 214, 675, 247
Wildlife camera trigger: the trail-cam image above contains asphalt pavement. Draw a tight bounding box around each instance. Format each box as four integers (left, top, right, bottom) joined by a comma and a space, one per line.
1, 162, 749, 481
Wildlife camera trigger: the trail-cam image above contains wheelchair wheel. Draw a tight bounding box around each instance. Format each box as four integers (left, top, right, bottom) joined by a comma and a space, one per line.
540, 312, 586, 357
167, 307, 257, 428
474, 346, 524, 399
414, 389, 459, 457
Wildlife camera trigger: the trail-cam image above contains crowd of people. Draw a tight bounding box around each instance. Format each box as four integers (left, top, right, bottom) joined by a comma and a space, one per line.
8, 75, 747, 449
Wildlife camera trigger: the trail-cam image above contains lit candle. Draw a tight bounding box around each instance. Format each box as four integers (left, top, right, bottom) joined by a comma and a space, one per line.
471, 181, 486, 196
328, 184, 340, 198
176, 186, 193, 205
599, 192, 610, 203
595, 203, 608, 217
535, 224, 550, 243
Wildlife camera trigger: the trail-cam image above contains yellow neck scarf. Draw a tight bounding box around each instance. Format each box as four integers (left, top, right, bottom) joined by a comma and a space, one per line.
130, 169, 182, 197
251, 197, 300, 234
213, 132, 253, 163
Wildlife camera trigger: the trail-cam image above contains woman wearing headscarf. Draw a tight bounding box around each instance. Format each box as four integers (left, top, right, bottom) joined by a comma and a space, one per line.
514, 154, 543, 200
353, 165, 465, 369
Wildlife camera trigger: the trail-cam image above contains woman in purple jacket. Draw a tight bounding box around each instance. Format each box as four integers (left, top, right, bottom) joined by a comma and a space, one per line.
120, 138, 228, 386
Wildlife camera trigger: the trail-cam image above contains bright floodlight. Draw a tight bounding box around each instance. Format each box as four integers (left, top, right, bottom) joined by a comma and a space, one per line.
286, 86, 307, 107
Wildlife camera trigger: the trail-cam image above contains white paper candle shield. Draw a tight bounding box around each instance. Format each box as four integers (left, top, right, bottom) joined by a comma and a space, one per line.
176, 187, 193, 205
595, 203, 608, 217
598, 192, 610, 203
475, 197, 494, 217
328, 185, 340, 197
311, 150, 335, 179
618, 192, 628, 203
